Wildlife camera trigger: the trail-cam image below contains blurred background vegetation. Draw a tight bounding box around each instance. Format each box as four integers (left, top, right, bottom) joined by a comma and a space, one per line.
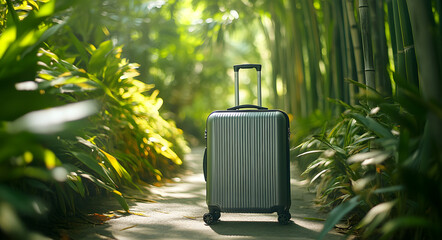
1, 0, 441, 239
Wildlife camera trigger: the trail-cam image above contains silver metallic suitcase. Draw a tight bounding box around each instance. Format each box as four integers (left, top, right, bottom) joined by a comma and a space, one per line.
203, 64, 291, 225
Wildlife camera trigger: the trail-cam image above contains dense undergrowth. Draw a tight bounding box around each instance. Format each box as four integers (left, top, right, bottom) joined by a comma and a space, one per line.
293, 79, 442, 239
0, 1, 189, 238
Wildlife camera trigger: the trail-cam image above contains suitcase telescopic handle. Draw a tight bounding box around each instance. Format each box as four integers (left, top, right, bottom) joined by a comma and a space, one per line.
233, 64, 262, 107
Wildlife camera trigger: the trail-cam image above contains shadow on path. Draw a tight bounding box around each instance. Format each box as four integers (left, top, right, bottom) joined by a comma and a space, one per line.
66, 147, 344, 240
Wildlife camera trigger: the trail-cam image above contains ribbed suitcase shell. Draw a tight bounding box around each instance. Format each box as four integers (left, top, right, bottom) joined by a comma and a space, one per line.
206, 110, 291, 213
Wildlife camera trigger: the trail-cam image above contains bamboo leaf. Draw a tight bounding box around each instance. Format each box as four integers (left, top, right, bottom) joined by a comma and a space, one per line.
311, 169, 329, 183
348, 113, 394, 139
302, 158, 327, 176
381, 216, 436, 240
71, 151, 114, 185
113, 191, 129, 212
359, 201, 396, 228
347, 150, 391, 165
297, 150, 325, 158
318, 196, 361, 240
373, 185, 404, 194
99, 149, 131, 180
352, 136, 376, 145
79, 173, 114, 192
344, 78, 379, 95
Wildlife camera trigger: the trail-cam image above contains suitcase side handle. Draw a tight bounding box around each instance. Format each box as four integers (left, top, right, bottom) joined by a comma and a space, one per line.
233, 64, 262, 107
203, 148, 207, 182
227, 104, 268, 110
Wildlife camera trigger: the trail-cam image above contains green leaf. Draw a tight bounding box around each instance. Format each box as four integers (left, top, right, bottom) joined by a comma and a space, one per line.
347, 150, 391, 165
373, 185, 404, 194
297, 150, 324, 158
328, 98, 354, 110
345, 78, 380, 96
71, 151, 115, 186
112, 190, 129, 212
66, 27, 90, 64
66, 174, 86, 198
303, 217, 325, 221
78, 172, 114, 192
22, 20, 66, 57
99, 149, 131, 180
88, 40, 113, 74
0, 26, 16, 59
318, 196, 361, 240
34, 0, 55, 18
359, 201, 396, 237
348, 113, 394, 139
302, 158, 327, 176
311, 169, 328, 183
381, 216, 436, 240
6, 100, 98, 134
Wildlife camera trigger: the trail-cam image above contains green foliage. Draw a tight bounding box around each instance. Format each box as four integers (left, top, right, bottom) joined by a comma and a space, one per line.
0, 0, 189, 238
297, 79, 442, 239
52, 0, 238, 142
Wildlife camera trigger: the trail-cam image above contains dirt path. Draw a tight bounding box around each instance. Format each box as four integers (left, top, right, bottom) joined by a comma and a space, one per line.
66, 147, 344, 240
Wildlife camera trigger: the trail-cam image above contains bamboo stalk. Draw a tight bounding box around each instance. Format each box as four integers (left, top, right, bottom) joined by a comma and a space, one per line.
258, 16, 279, 108
335, 1, 348, 104
359, 0, 376, 91
387, 0, 398, 69
405, 0, 442, 150
306, 0, 329, 112
346, 0, 365, 89
293, 1, 309, 117
288, 0, 305, 117
370, 0, 392, 95
322, 1, 333, 113
342, 1, 355, 105
438, 0, 442, 50
275, 18, 286, 110
298, 0, 316, 115
329, 1, 344, 114
392, 0, 407, 86
284, 2, 298, 116
397, 0, 419, 87
300, 0, 323, 113
258, 16, 277, 108
307, 0, 325, 112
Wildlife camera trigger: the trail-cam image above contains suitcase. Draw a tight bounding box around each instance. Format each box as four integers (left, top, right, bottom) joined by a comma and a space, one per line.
203, 64, 291, 225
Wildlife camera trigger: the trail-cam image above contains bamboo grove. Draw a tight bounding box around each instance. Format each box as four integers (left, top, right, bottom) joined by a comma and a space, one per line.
256, 0, 438, 118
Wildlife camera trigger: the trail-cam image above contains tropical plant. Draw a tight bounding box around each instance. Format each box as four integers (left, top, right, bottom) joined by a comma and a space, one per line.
296, 77, 441, 239
1, 0, 189, 238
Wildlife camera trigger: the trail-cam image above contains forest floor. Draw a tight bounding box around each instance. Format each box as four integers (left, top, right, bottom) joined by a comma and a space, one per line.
63, 147, 346, 240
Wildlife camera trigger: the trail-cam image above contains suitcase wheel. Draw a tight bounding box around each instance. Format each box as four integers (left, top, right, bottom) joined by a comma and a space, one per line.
203, 211, 220, 225
277, 211, 291, 225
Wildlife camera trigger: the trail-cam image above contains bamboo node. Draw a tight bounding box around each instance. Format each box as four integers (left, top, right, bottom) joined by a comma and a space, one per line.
404, 45, 415, 52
